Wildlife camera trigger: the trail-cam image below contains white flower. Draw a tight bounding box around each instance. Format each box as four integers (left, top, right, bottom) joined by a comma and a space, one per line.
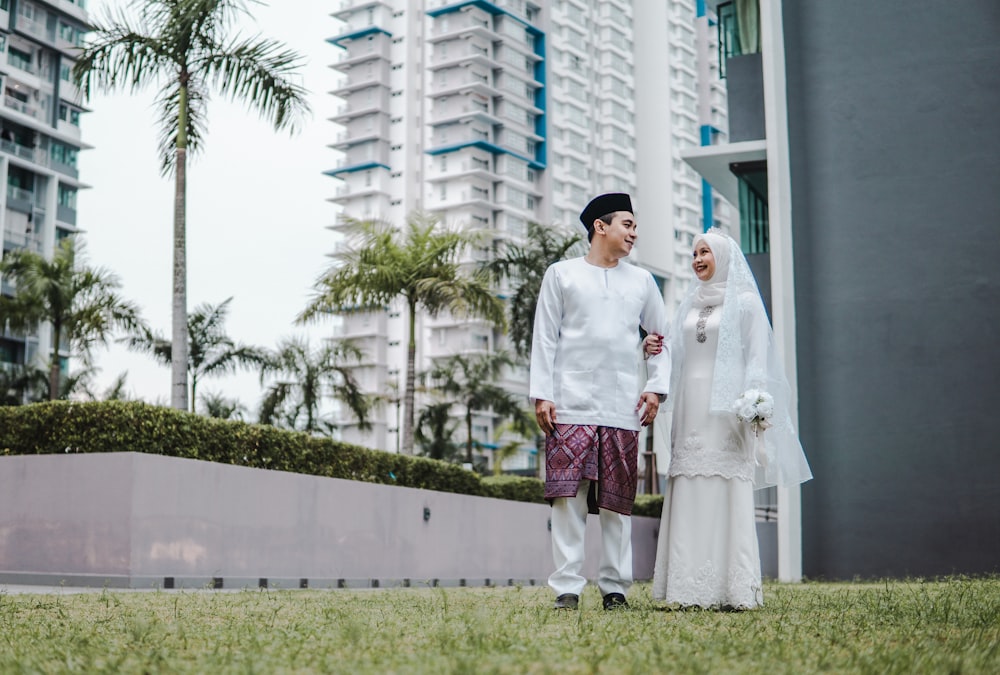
756, 399, 774, 419
734, 390, 774, 431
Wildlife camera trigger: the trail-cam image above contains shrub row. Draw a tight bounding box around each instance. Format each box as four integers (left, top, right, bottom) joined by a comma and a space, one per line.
0, 401, 547, 504
633, 493, 665, 518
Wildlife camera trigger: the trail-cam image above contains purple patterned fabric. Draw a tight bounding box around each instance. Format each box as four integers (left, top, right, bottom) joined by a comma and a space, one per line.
545, 424, 639, 515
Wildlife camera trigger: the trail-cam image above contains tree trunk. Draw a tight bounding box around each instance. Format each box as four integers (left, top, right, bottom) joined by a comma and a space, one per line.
190, 375, 197, 414
401, 297, 417, 455
48, 322, 61, 401
171, 80, 189, 411
465, 407, 474, 465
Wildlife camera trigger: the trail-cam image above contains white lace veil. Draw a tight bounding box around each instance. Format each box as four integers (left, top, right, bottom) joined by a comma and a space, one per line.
661, 230, 812, 489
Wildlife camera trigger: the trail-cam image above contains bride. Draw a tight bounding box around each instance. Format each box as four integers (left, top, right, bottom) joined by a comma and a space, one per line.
644, 229, 812, 609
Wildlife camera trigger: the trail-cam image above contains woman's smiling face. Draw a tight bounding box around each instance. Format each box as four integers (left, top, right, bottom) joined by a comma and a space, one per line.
692, 240, 716, 281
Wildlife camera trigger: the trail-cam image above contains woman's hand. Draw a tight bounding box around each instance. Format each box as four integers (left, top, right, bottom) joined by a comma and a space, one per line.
643, 333, 664, 358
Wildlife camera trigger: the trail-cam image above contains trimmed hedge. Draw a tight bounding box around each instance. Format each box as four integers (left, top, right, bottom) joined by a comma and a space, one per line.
480, 474, 546, 503
0, 400, 548, 503
633, 493, 665, 518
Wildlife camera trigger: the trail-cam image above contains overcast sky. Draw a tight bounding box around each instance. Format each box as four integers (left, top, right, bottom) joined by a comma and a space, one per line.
78, 0, 340, 410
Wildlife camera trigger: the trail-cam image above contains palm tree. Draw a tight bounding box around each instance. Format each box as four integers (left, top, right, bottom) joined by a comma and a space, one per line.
486, 221, 584, 360
73, 0, 310, 412
299, 215, 506, 455
0, 364, 47, 406
200, 390, 246, 420
414, 401, 461, 462
0, 238, 144, 400
124, 297, 267, 413
427, 350, 533, 465
490, 420, 537, 476
258, 337, 370, 434
62, 365, 133, 401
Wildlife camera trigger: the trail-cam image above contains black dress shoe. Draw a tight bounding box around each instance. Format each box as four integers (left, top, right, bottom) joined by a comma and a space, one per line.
602, 592, 629, 610
553, 593, 579, 610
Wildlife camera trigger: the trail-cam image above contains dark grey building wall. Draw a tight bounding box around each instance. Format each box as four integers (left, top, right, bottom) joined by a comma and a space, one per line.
783, 0, 1000, 578
726, 53, 766, 142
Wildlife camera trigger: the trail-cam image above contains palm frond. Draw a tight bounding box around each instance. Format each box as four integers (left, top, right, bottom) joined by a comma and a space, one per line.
154, 79, 209, 173
73, 10, 173, 99
197, 33, 310, 132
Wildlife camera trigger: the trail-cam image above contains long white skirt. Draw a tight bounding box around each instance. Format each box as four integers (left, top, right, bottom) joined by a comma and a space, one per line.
651, 475, 763, 609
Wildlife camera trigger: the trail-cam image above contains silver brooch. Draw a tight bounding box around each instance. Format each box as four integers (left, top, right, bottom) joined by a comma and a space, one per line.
696, 305, 715, 343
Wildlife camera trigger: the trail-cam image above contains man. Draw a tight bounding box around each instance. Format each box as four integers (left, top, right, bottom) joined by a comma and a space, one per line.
530, 192, 670, 611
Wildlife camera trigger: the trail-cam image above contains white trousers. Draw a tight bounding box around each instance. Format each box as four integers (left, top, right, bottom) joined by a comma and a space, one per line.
548, 480, 633, 597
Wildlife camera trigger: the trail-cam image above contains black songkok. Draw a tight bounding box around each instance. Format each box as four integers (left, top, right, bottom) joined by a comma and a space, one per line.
579, 193, 634, 234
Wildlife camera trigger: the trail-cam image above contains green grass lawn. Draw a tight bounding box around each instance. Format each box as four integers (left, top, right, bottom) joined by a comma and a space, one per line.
1, 577, 998, 674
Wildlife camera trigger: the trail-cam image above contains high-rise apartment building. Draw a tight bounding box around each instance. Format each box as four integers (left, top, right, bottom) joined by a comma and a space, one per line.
0, 0, 90, 393
326, 0, 728, 463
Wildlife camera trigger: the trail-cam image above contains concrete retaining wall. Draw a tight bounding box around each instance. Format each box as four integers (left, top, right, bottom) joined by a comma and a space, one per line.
0, 453, 666, 589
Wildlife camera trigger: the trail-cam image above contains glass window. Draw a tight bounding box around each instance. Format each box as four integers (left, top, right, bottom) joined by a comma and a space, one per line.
8, 46, 33, 72
731, 160, 769, 254
50, 142, 79, 167
58, 184, 78, 209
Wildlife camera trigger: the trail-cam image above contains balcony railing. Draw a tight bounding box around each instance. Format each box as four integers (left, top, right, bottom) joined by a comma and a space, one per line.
0, 139, 37, 163
2, 228, 43, 253
6, 186, 34, 203
18, 17, 57, 43
4, 96, 41, 119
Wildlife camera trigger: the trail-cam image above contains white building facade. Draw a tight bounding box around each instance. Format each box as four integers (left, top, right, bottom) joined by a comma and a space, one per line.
0, 0, 90, 389
326, 0, 729, 464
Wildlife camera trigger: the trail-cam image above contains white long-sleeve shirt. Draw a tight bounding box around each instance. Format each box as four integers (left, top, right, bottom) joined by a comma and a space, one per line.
529, 257, 671, 431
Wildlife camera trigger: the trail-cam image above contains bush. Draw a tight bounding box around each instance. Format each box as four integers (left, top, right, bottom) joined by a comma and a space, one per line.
0, 401, 486, 498
633, 493, 664, 518
481, 474, 545, 504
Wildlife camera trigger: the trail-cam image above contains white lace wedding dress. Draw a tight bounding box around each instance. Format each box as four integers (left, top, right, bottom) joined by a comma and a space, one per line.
651, 305, 763, 609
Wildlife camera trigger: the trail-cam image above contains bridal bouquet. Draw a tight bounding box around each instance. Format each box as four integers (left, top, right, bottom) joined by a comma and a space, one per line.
734, 389, 774, 436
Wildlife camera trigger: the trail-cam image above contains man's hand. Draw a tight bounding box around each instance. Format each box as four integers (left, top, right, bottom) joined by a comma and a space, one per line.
636, 392, 661, 427
535, 399, 557, 435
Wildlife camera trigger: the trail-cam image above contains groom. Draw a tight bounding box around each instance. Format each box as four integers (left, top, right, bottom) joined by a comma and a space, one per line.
529, 192, 670, 610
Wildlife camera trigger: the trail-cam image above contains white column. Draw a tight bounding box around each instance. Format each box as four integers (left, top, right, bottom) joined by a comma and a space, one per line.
759, 0, 803, 582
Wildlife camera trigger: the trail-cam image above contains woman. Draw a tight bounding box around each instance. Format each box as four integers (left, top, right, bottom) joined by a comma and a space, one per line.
646, 230, 812, 609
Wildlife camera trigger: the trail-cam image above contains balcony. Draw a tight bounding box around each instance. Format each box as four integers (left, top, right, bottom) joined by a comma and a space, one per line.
57, 204, 77, 226
427, 154, 496, 183
333, 38, 391, 68
431, 124, 492, 150
429, 96, 497, 127
429, 42, 494, 70
428, 12, 493, 43
0, 139, 38, 163
4, 96, 42, 120
328, 23, 393, 49
331, 63, 391, 96
331, 90, 391, 122
16, 17, 57, 44
429, 70, 498, 99
5, 186, 36, 214
332, 0, 391, 20
53, 0, 89, 23
331, 116, 390, 149
2, 228, 43, 254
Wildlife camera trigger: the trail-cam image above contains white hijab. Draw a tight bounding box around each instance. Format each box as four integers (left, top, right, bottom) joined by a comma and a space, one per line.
691, 231, 730, 308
